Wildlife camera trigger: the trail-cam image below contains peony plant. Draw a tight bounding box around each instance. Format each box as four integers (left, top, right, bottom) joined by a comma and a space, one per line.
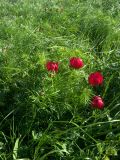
45, 55, 104, 110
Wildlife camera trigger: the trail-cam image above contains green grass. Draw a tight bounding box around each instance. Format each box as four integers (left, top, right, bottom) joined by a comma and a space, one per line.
0, 0, 120, 159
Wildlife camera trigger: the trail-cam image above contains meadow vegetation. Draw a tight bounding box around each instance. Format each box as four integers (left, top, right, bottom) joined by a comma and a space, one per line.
0, 0, 120, 159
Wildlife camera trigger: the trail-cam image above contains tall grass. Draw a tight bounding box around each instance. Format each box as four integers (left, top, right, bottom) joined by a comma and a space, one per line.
0, 0, 120, 159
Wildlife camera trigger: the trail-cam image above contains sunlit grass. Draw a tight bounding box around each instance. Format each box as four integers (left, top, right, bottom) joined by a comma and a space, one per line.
0, 0, 120, 159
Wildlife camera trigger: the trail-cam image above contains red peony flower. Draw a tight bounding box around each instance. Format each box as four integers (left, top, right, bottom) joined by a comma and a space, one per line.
46, 61, 58, 72
88, 72, 103, 86
91, 96, 104, 109
70, 57, 84, 69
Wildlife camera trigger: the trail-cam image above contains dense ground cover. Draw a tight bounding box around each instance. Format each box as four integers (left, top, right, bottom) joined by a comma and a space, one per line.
0, 0, 120, 159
